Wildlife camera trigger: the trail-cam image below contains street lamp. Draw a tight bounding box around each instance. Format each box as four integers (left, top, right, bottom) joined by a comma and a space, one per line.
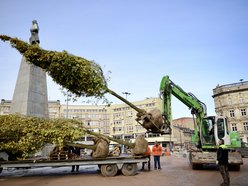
121, 92, 130, 153
122, 92, 131, 100
66, 91, 72, 118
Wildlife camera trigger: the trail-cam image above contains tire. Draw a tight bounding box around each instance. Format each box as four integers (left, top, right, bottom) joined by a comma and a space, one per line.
121, 163, 138, 176
100, 164, 118, 177
189, 151, 203, 170
228, 164, 240, 171
191, 163, 203, 170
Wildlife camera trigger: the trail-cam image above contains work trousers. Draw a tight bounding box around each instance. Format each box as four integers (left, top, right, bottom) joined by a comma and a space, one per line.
142, 156, 151, 170
153, 156, 161, 169
219, 165, 230, 186
72, 165, 79, 172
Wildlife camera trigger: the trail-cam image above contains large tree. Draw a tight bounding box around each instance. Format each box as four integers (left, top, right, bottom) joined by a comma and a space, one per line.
0, 114, 84, 159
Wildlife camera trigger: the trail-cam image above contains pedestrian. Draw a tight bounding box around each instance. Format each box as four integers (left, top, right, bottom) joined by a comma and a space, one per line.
217, 139, 230, 186
152, 141, 162, 170
141, 146, 151, 171
70, 147, 81, 172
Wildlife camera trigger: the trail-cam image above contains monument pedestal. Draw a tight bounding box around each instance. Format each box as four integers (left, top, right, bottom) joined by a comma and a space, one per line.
10, 56, 48, 118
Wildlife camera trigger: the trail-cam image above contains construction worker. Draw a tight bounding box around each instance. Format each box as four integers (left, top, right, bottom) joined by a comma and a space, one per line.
152, 141, 162, 170
70, 147, 80, 172
217, 139, 230, 186
141, 146, 151, 171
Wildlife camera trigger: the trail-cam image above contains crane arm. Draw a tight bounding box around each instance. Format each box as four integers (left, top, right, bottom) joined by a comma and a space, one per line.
160, 76, 207, 143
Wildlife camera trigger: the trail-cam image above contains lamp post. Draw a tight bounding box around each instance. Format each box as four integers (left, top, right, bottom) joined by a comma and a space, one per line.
179, 126, 182, 148
66, 91, 72, 118
121, 92, 130, 154
122, 92, 131, 100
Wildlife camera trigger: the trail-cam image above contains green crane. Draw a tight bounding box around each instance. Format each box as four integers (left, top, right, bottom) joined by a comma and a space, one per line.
158, 75, 243, 170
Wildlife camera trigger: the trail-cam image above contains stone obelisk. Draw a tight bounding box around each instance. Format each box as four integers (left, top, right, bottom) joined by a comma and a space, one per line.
10, 20, 49, 118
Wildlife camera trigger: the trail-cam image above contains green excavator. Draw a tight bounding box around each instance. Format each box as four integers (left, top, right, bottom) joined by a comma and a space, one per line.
135, 75, 243, 170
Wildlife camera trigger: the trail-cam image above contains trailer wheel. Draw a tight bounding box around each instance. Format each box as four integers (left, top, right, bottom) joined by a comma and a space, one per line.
191, 163, 203, 170
228, 164, 240, 171
121, 163, 137, 176
100, 164, 118, 177
189, 152, 202, 170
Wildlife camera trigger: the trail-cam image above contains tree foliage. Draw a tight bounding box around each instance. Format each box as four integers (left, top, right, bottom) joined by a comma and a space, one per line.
0, 35, 108, 98
0, 115, 85, 159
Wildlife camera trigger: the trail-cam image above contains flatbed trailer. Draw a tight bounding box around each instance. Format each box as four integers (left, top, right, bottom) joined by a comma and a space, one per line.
0, 155, 148, 177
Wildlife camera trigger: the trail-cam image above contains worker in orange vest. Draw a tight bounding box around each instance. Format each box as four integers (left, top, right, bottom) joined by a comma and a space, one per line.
152, 141, 162, 170
141, 146, 151, 171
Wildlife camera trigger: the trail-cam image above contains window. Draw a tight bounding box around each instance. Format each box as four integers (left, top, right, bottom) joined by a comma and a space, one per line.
241, 109, 246, 116
127, 111, 133, 117
115, 127, 122, 132
227, 98, 232, 105
113, 108, 121, 112
113, 120, 122, 125
125, 118, 133, 124
229, 110, 235, 117
148, 133, 160, 137
145, 103, 155, 107
114, 113, 120, 118
243, 122, 248, 131
136, 125, 144, 131
231, 123, 237, 131
128, 126, 133, 132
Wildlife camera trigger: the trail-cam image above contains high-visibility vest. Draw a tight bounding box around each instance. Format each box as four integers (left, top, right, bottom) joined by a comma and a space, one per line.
219, 144, 227, 149
152, 145, 162, 156
145, 146, 151, 156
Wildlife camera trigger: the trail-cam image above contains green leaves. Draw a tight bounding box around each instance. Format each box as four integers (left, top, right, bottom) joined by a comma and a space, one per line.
0, 35, 108, 98
0, 115, 85, 159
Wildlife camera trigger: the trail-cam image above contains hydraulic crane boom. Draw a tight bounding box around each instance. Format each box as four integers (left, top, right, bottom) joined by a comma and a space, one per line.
159, 75, 243, 170
160, 75, 207, 146
160, 75, 206, 122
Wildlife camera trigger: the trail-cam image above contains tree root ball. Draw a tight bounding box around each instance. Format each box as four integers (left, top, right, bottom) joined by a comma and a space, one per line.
142, 108, 163, 131
132, 135, 148, 156
92, 137, 110, 158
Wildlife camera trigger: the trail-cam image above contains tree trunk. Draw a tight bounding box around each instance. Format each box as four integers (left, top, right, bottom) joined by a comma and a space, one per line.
84, 129, 135, 148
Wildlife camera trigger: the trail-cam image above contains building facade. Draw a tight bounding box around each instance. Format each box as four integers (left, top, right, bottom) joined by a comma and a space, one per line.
213, 81, 248, 143
0, 99, 11, 115
172, 117, 194, 148
1, 97, 197, 148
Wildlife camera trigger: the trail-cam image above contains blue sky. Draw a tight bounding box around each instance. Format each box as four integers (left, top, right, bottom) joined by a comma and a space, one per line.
0, 0, 248, 119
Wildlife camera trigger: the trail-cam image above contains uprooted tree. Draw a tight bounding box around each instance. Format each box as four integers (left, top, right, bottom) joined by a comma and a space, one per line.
0, 114, 148, 159
0, 35, 164, 131
0, 35, 152, 159
0, 114, 85, 159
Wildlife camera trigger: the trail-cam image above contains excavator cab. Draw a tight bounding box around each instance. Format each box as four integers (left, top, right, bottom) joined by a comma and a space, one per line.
200, 116, 241, 149
200, 117, 216, 147
200, 116, 229, 148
